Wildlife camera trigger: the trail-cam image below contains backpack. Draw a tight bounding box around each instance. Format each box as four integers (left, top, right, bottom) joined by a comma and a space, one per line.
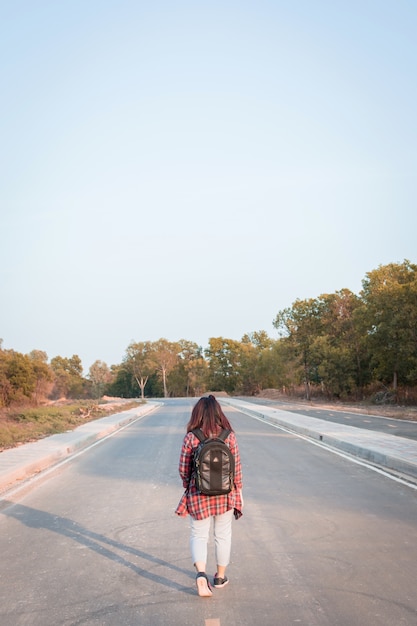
192, 428, 235, 496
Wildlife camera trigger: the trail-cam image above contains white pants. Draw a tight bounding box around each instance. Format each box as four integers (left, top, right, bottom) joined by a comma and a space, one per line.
190, 509, 234, 567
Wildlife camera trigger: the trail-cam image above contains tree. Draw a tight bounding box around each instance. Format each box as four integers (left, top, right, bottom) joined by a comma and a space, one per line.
124, 341, 155, 399
241, 330, 273, 351
257, 338, 297, 393
177, 340, 207, 397
235, 340, 258, 395
106, 364, 138, 398
311, 290, 371, 398
273, 299, 325, 400
0, 350, 36, 406
205, 337, 241, 393
151, 339, 180, 398
50, 355, 85, 399
89, 360, 113, 399
360, 260, 417, 392
239, 331, 277, 394
28, 350, 53, 404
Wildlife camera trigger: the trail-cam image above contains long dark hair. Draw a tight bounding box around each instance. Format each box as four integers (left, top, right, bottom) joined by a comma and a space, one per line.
186, 395, 233, 437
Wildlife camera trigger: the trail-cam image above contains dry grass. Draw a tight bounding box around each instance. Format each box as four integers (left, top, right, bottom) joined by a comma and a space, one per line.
0, 399, 142, 452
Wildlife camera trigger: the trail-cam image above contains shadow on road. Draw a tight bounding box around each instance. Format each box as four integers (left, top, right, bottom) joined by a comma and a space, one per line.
1, 500, 194, 594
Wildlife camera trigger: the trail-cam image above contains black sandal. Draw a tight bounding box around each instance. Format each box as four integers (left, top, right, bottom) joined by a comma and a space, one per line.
196, 572, 213, 597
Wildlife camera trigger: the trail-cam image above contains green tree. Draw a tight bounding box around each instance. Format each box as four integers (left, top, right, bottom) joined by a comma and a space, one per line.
124, 341, 155, 399
89, 360, 113, 399
360, 260, 417, 391
312, 336, 355, 398
0, 350, 37, 406
50, 355, 85, 399
236, 340, 259, 395
152, 339, 180, 398
257, 338, 298, 393
311, 290, 371, 398
28, 350, 53, 404
273, 299, 324, 400
144, 371, 163, 397
176, 340, 207, 397
205, 337, 241, 393
106, 364, 138, 398
239, 331, 279, 394
241, 330, 273, 351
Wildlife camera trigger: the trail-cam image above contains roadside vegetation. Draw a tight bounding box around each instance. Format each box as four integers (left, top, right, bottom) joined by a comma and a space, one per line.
1, 260, 417, 450
0, 400, 140, 451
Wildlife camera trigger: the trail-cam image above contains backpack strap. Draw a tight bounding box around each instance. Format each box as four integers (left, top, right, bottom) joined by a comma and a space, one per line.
192, 428, 206, 442
218, 429, 231, 441
192, 428, 231, 442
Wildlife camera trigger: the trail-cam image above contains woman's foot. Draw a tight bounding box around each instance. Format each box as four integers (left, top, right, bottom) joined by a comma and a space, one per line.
196, 572, 213, 597
213, 574, 229, 588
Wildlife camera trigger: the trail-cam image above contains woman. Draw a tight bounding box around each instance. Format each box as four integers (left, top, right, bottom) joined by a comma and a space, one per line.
175, 395, 243, 597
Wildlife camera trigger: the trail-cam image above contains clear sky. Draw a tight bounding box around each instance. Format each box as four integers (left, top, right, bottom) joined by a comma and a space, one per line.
1, 1, 416, 372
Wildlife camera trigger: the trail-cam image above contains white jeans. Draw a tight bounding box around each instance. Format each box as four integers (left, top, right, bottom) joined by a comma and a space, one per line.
190, 509, 234, 567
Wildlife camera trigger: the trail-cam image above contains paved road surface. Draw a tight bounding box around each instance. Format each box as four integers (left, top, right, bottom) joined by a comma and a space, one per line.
1, 399, 417, 625
239, 396, 417, 440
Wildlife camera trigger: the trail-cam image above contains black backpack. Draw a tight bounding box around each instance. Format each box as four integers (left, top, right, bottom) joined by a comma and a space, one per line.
192, 428, 235, 496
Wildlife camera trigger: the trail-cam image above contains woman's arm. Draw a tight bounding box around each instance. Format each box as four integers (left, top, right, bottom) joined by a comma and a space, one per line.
178, 433, 194, 488
229, 432, 243, 490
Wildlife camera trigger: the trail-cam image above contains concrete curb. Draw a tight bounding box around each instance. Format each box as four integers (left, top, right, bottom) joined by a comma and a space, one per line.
0, 402, 162, 495
221, 398, 417, 482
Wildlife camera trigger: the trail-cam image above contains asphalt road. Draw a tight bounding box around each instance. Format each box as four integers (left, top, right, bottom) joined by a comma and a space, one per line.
1, 399, 417, 625
239, 396, 417, 440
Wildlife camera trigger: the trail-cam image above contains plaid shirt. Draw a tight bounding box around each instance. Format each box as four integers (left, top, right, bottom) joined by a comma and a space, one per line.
175, 430, 243, 520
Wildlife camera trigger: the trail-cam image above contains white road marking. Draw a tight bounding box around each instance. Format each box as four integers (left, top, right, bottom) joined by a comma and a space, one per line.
247, 413, 417, 491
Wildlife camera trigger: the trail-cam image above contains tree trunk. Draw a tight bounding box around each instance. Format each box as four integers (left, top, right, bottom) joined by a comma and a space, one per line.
304, 357, 311, 401
304, 379, 311, 401
162, 368, 168, 397
135, 376, 148, 400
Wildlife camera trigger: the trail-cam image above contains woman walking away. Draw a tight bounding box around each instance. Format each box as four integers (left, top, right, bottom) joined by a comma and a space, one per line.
175, 395, 243, 597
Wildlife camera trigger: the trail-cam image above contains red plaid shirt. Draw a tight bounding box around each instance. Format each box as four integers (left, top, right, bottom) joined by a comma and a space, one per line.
175, 430, 243, 520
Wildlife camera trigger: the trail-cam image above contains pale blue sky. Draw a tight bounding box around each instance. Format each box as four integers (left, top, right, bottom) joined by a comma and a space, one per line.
1, 1, 416, 371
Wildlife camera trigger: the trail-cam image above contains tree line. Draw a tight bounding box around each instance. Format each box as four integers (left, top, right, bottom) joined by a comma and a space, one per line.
1, 260, 416, 407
